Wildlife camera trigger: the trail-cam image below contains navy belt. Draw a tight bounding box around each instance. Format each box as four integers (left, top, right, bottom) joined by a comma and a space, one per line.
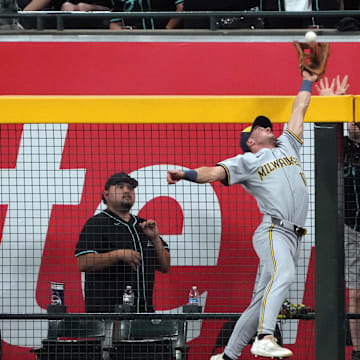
267, 216, 307, 237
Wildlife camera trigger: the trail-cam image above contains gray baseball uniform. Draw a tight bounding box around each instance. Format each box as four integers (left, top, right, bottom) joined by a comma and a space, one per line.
217, 128, 308, 359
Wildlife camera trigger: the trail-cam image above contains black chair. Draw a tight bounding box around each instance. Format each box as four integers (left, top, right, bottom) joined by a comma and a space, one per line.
31, 319, 106, 360
110, 319, 188, 360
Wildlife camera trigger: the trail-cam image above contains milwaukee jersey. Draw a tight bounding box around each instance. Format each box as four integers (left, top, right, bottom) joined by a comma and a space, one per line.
217, 129, 308, 227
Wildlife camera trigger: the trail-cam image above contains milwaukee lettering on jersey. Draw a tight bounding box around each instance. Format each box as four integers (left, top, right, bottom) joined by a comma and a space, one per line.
257, 156, 300, 181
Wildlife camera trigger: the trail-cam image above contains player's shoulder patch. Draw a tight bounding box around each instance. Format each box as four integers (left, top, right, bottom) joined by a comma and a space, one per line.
285, 129, 303, 144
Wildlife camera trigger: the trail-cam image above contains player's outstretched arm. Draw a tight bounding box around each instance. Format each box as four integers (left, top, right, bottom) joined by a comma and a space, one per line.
167, 166, 226, 184
287, 71, 318, 141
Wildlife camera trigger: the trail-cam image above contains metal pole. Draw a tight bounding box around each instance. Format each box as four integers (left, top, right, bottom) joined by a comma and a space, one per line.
315, 123, 345, 360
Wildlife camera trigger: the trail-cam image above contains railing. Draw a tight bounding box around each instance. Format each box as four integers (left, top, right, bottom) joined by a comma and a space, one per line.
1, 10, 360, 31
0, 312, 316, 320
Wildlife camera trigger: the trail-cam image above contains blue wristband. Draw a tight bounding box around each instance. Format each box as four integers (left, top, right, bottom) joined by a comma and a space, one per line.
183, 169, 198, 182
300, 80, 313, 93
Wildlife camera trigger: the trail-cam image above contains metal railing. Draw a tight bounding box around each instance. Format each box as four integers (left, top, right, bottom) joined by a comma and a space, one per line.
1, 10, 360, 31
0, 312, 316, 320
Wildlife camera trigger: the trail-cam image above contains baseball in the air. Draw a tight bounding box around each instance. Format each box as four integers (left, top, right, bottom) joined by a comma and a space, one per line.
305, 31, 317, 42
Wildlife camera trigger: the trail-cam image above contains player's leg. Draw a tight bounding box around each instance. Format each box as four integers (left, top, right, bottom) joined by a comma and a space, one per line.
251, 226, 298, 358
219, 263, 272, 360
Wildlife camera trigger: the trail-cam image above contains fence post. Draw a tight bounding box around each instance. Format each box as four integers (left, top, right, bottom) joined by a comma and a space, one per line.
315, 122, 345, 360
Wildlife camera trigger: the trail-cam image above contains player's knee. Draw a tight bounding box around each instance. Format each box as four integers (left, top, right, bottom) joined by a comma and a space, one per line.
276, 268, 296, 287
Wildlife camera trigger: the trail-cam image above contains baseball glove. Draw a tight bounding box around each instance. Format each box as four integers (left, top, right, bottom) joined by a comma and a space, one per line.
293, 41, 330, 77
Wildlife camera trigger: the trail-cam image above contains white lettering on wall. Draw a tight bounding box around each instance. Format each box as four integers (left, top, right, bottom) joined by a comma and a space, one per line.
0, 124, 86, 347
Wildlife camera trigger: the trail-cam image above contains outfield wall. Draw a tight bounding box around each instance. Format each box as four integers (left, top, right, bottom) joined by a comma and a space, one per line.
0, 37, 358, 360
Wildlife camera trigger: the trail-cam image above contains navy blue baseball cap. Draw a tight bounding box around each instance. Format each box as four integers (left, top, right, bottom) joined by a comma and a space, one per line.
240, 116, 272, 153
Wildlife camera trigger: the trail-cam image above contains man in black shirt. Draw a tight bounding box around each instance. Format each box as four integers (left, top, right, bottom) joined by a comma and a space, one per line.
75, 172, 170, 313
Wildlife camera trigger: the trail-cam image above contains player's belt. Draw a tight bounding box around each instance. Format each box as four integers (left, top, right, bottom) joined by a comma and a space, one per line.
268, 216, 307, 237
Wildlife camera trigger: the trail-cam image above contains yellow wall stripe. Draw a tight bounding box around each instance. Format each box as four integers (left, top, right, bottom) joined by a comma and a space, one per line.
259, 224, 276, 334
0, 95, 354, 124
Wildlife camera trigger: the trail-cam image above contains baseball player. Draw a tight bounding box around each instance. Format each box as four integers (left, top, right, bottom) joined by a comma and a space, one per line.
167, 70, 318, 359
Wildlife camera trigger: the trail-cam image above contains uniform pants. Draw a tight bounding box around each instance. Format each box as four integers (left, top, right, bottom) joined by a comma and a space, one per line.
225, 221, 301, 360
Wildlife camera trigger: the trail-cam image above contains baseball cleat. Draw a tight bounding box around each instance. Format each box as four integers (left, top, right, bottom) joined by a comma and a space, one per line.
210, 353, 225, 360
251, 335, 293, 358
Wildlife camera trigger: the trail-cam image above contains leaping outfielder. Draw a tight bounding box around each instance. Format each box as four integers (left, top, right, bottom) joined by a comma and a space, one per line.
167, 42, 328, 359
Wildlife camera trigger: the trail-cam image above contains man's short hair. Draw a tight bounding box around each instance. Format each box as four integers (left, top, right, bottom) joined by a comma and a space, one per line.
240, 115, 272, 153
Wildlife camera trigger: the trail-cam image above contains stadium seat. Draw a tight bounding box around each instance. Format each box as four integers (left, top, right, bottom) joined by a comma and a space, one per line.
110, 319, 188, 360
31, 319, 106, 360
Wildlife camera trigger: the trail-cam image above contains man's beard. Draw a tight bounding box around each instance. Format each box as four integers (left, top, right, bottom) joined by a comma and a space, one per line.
119, 198, 134, 211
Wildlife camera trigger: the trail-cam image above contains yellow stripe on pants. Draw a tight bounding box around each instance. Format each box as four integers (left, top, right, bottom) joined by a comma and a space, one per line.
259, 224, 277, 334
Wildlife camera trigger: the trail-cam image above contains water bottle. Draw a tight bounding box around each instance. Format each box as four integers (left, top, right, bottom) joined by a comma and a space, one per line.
123, 285, 134, 306
188, 285, 200, 305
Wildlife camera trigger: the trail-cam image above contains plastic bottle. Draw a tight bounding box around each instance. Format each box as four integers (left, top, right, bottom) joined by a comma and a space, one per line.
123, 285, 134, 306
188, 285, 200, 305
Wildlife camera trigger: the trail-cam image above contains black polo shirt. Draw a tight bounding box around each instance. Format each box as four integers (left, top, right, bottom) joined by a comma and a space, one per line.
75, 210, 169, 313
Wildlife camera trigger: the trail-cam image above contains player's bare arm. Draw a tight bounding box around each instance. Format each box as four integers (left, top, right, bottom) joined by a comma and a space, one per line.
167, 166, 226, 184
287, 71, 318, 141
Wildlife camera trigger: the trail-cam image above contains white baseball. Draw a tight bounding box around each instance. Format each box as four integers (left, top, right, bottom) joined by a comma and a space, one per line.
305, 31, 317, 42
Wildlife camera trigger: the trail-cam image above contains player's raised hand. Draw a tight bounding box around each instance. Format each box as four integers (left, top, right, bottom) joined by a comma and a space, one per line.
167, 170, 185, 184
